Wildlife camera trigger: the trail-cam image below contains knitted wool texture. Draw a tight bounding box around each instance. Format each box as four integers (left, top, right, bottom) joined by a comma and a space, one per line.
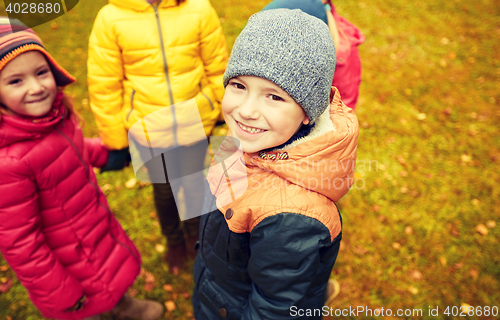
0, 17, 75, 86
223, 9, 336, 124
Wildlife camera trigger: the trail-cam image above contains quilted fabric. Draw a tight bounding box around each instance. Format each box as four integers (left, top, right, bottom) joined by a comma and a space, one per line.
0, 100, 141, 319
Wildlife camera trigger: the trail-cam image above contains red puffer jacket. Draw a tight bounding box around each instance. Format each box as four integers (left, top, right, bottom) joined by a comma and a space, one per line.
0, 94, 141, 320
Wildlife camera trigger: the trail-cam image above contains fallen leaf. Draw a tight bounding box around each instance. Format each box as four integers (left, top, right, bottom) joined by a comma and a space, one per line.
125, 178, 137, 189
149, 211, 158, 219
183, 292, 191, 299
475, 224, 488, 235
392, 242, 401, 250
400, 185, 408, 194
144, 271, 155, 283
101, 184, 112, 192
408, 286, 418, 295
405, 226, 414, 235
144, 282, 155, 292
372, 205, 381, 212
378, 214, 386, 222
163, 284, 173, 292
443, 107, 453, 115
116, 184, 122, 191
139, 181, 150, 187
155, 244, 165, 253
6, 316, 12, 320
410, 270, 423, 281
461, 303, 472, 313
0, 265, 8, 272
399, 170, 408, 177
440, 257, 447, 266
416, 113, 426, 120
128, 288, 138, 297
165, 301, 176, 312
0, 277, 12, 293
50, 22, 58, 30
471, 198, 480, 206
461, 154, 472, 162
354, 245, 369, 255
486, 220, 496, 228
454, 263, 463, 269
470, 269, 479, 280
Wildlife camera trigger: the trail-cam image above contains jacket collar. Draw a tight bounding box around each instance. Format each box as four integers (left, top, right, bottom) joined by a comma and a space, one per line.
109, 0, 178, 11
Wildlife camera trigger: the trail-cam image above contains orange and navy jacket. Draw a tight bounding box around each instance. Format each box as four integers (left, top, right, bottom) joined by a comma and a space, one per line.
193, 88, 359, 320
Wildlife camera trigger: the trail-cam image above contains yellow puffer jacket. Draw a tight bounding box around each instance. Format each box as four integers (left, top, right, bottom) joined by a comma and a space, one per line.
88, 0, 228, 150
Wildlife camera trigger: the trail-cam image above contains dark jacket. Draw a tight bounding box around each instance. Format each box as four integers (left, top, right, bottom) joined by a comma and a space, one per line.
193, 88, 359, 319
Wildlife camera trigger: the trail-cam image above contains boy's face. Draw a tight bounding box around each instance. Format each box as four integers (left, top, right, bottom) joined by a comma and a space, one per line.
0, 51, 57, 118
222, 76, 309, 153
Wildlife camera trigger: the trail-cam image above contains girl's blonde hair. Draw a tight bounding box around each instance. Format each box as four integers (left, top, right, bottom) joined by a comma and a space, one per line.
60, 88, 84, 127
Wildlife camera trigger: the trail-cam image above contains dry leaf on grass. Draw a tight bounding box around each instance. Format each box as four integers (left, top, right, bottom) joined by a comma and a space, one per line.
128, 288, 138, 297
125, 178, 137, 189
0, 277, 13, 293
165, 301, 176, 312
470, 269, 479, 280
144, 282, 155, 292
440, 257, 447, 266
155, 244, 165, 253
0, 265, 8, 272
163, 284, 173, 292
408, 286, 418, 295
392, 242, 401, 250
475, 224, 488, 235
410, 270, 423, 281
486, 220, 496, 228
101, 184, 112, 192
405, 226, 414, 235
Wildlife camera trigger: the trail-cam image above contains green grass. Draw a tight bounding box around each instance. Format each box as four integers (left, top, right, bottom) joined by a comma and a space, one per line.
1, 0, 499, 319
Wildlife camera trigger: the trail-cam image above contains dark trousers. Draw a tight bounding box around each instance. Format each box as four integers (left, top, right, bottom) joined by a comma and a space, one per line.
142, 141, 207, 246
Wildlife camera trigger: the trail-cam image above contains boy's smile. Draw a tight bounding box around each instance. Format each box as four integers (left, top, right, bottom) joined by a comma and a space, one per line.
0, 51, 57, 118
222, 75, 309, 153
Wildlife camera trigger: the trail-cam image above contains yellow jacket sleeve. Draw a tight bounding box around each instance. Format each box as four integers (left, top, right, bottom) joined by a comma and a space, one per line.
199, 1, 228, 112
87, 7, 128, 150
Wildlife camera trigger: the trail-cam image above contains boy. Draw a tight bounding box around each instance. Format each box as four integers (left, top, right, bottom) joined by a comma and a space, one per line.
193, 9, 358, 319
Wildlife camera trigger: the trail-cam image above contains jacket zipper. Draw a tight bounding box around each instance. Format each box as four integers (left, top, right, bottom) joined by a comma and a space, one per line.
153, 2, 178, 146
126, 89, 136, 121
199, 83, 214, 111
55, 126, 141, 265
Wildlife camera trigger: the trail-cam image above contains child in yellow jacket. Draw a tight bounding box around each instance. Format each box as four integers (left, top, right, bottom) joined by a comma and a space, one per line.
87, 0, 228, 274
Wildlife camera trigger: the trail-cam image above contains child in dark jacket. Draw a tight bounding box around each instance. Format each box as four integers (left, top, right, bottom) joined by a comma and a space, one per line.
0, 18, 162, 320
193, 9, 359, 319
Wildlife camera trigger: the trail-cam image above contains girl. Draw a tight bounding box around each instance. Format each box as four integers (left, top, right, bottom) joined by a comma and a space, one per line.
193, 9, 359, 319
0, 18, 162, 320
262, 0, 365, 110
87, 0, 228, 274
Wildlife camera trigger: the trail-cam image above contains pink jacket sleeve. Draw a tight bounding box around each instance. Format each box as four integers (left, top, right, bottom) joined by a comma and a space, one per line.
84, 137, 109, 168
0, 157, 83, 314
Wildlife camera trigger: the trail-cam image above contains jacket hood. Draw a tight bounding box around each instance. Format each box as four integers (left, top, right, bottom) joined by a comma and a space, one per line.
0, 92, 65, 148
207, 87, 359, 209
108, 0, 177, 11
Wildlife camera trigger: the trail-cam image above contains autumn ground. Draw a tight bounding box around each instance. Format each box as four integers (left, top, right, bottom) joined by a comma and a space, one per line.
1, 0, 499, 319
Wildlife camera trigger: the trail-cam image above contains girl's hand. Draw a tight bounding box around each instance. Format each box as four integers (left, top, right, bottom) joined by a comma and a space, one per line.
100, 147, 130, 173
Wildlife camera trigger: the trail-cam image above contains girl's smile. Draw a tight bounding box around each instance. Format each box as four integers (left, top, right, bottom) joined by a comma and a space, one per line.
0, 51, 57, 118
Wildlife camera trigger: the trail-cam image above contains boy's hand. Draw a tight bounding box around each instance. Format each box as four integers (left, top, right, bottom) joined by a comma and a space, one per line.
100, 148, 130, 173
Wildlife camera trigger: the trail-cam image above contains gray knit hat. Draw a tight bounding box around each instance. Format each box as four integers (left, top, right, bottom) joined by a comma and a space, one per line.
223, 9, 336, 124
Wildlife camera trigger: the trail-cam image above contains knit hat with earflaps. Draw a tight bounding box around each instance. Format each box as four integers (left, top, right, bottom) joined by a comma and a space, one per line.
0, 17, 75, 87
223, 9, 336, 125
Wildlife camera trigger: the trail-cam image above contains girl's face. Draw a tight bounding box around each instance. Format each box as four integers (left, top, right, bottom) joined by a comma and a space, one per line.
0, 51, 57, 118
222, 75, 309, 153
